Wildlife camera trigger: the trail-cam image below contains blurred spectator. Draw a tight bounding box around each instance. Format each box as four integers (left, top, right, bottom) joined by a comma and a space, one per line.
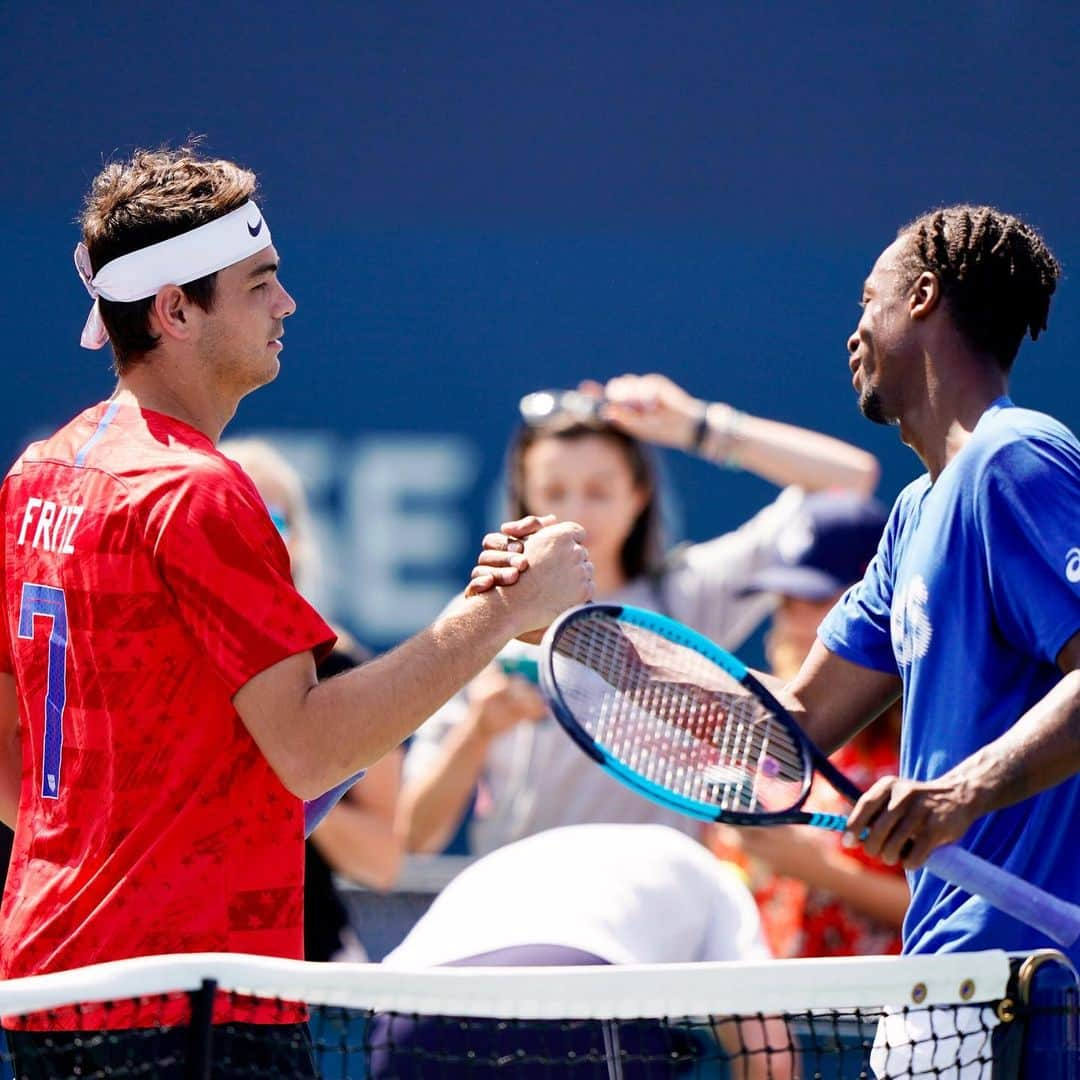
374, 823, 792, 1080
219, 438, 403, 961
708, 491, 908, 957
398, 373, 879, 856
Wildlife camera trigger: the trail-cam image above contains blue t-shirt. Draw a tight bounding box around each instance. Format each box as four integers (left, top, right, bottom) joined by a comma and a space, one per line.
819, 397, 1080, 962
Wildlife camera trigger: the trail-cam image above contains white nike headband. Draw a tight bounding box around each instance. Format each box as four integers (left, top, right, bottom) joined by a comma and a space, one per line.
74, 200, 272, 350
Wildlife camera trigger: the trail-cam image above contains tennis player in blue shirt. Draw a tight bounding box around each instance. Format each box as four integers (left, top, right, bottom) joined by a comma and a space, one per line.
478, 205, 1080, 967
787, 205, 1080, 963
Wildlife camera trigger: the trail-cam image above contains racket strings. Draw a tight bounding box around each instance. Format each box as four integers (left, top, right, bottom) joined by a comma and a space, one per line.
555, 617, 808, 814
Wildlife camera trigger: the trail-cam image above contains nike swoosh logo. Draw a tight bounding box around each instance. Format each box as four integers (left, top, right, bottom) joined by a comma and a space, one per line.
247, 217, 263, 238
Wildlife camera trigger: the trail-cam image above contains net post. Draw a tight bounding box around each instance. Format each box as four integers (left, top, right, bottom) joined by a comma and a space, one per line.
185, 977, 218, 1080
1007, 950, 1080, 1080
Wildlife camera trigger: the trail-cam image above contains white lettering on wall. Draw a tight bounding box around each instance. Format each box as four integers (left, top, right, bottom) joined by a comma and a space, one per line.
254, 431, 481, 646
348, 436, 479, 639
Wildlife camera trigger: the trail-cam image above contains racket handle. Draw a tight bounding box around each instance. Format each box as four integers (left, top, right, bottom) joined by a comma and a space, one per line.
925, 843, 1080, 948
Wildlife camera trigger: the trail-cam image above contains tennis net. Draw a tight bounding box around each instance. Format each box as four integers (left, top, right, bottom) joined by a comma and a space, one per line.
0, 948, 1076, 1078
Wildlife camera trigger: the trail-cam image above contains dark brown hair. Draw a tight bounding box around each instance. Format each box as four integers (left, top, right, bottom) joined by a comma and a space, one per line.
80, 145, 257, 374
506, 418, 666, 581
899, 205, 1061, 372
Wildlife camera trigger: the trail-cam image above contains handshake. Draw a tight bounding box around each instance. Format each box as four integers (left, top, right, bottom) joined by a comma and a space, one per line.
464, 514, 594, 643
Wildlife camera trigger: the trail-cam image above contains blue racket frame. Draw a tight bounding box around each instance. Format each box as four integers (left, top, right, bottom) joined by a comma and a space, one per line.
539, 603, 1080, 948
541, 602, 854, 827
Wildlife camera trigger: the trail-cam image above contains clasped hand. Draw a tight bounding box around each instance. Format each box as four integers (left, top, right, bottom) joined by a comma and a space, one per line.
465, 515, 594, 643
843, 773, 982, 869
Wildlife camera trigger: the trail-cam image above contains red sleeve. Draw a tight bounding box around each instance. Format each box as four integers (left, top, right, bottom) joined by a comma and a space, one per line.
146, 460, 336, 694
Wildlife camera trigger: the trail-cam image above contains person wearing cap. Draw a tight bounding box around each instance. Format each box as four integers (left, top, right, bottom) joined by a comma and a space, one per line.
710, 492, 909, 959
0, 146, 592, 1076
748, 492, 893, 684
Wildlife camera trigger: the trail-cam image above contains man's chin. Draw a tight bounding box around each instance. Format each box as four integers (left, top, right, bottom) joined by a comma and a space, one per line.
261, 349, 282, 380
858, 389, 894, 427
238, 356, 281, 399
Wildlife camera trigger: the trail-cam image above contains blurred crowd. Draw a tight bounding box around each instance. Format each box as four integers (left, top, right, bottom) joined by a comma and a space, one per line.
188, 372, 905, 971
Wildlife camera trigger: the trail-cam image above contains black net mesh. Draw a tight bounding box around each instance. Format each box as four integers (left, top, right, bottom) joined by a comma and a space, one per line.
0, 953, 1074, 1079
0, 990, 1018, 1079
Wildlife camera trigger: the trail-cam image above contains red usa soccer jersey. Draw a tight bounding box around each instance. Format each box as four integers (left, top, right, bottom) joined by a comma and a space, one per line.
0, 402, 335, 1028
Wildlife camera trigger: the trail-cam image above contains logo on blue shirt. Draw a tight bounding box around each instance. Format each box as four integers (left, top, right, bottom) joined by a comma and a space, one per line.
1067, 548, 1080, 584
891, 575, 933, 666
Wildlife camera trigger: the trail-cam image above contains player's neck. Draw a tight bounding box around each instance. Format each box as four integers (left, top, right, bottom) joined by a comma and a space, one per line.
112, 363, 239, 445
898, 351, 1008, 482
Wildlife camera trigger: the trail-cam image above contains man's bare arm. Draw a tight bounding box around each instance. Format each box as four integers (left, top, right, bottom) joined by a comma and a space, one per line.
471, 536, 905, 753
778, 639, 902, 754
847, 630, 1080, 868
955, 632, 1080, 810
235, 522, 592, 800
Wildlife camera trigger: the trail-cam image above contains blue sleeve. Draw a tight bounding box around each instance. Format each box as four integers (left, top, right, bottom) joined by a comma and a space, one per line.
818, 507, 901, 676
978, 437, 1080, 664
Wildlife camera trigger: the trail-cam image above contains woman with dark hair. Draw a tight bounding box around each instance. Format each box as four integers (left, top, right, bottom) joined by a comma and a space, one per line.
397, 373, 879, 856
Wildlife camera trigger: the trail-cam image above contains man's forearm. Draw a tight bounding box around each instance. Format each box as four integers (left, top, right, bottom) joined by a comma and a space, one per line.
944, 669, 1080, 816
237, 519, 592, 800
761, 642, 902, 756
297, 593, 518, 795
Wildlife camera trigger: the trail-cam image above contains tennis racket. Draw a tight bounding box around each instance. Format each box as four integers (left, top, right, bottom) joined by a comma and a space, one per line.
539, 602, 1080, 948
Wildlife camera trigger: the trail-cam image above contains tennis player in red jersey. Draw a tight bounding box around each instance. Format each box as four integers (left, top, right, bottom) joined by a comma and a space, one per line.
0, 147, 591, 1077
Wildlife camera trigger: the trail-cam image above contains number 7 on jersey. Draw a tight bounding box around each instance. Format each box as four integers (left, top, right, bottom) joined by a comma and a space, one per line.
18, 583, 69, 799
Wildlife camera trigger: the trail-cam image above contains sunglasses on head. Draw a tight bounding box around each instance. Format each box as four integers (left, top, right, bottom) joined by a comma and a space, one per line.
519, 389, 604, 427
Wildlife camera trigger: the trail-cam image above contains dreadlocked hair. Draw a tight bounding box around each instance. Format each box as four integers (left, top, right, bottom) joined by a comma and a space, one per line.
899, 205, 1061, 371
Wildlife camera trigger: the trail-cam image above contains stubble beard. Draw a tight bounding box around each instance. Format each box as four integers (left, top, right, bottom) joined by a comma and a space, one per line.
858, 387, 895, 427
199, 330, 279, 402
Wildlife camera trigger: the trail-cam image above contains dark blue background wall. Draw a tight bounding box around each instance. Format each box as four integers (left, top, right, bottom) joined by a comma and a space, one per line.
3, 2, 1078, 647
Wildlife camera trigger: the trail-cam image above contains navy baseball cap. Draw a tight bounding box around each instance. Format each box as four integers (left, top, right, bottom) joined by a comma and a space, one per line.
741, 492, 889, 601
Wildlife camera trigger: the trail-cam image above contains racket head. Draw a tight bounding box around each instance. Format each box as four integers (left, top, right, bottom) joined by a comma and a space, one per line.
539, 603, 816, 824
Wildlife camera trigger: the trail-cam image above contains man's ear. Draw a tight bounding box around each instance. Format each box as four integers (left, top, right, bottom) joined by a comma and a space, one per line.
908, 271, 940, 321
148, 285, 195, 343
